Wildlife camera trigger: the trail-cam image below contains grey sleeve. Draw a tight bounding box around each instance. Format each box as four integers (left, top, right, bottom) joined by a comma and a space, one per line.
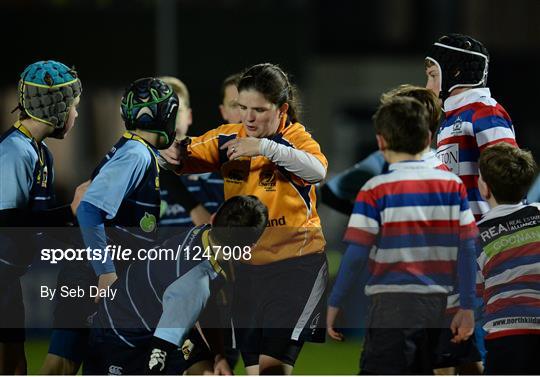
259, 138, 326, 183
153, 262, 215, 346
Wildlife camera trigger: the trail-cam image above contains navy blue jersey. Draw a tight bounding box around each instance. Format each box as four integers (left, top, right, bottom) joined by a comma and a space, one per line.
159, 172, 224, 228
92, 225, 226, 348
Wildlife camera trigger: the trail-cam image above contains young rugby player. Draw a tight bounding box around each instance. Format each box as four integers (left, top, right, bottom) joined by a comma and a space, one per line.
83, 195, 268, 375
0, 60, 83, 374
42, 77, 178, 374
476, 143, 540, 375
328, 96, 478, 374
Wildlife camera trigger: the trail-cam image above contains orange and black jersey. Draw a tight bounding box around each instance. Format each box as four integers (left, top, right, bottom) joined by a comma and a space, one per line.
180, 116, 327, 265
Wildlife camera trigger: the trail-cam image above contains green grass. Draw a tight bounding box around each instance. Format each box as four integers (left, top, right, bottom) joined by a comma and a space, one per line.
26, 338, 362, 375
232, 339, 362, 374
25, 340, 49, 375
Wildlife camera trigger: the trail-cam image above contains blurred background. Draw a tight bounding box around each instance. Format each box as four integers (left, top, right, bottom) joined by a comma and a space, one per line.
1, 0, 540, 373
2, 0, 540, 246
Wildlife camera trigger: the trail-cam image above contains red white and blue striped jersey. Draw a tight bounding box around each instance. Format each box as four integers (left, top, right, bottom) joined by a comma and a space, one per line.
344, 160, 477, 296
436, 88, 517, 219
476, 203, 540, 339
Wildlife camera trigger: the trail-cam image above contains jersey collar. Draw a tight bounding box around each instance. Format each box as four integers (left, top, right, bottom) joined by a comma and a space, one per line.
388, 160, 430, 171
478, 202, 528, 224
443, 87, 491, 112
202, 229, 228, 280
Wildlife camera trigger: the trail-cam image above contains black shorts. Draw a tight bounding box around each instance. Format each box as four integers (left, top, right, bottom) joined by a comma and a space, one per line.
361, 293, 447, 375
0, 278, 25, 342
233, 253, 328, 365
432, 327, 482, 369
485, 334, 540, 375
84, 330, 191, 375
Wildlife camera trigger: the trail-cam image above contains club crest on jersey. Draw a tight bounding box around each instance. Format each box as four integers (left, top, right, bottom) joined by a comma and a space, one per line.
259, 167, 276, 191
451, 116, 463, 135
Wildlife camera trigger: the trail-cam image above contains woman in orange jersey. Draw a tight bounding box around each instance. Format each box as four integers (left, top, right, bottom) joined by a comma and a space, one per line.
161, 63, 328, 375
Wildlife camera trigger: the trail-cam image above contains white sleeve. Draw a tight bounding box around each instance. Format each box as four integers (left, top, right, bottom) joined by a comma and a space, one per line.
259, 139, 326, 183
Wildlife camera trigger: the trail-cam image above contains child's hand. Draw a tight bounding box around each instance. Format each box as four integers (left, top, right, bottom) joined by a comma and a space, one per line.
159, 138, 190, 171
327, 306, 345, 341
71, 180, 91, 216
212, 354, 232, 375
450, 308, 475, 343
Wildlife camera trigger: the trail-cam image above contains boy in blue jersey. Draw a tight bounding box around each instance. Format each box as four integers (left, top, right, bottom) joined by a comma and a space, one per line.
41, 77, 179, 374
83, 195, 268, 375
158, 76, 224, 237
0, 60, 83, 374
476, 144, 540, 375
78, 76, 178, 295
327, 96, 478, 374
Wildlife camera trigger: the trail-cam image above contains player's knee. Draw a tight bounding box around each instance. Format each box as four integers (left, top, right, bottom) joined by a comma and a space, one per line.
258, 355, 293, 375
40, 353, 80, 375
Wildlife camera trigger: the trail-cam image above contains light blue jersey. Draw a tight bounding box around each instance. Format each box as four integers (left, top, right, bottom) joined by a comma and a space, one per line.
82, 139, 152, 219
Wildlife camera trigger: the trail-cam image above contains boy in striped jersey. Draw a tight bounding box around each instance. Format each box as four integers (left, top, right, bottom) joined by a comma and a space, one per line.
425, 33, 518, 221
476, 143, 540, 374
426, 34, 518, 372
327, 96, 478, 374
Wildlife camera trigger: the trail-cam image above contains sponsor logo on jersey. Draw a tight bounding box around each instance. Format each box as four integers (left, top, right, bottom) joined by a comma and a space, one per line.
108, 365, 123, 375
436, 144, 459, 174
267, 216, 286, 227
41, 165, 48, 187
140, 212, 157, 233
222, 159, 250, 183
181, 339, 194, 360
148, 349, 167, 372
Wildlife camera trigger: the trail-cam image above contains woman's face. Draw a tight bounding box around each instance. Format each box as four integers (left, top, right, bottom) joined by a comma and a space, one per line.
238, 89, 283, 138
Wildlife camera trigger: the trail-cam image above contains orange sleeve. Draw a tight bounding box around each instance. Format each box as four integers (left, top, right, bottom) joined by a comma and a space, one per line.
181, 128, 222, 174
287, 124, 328, 169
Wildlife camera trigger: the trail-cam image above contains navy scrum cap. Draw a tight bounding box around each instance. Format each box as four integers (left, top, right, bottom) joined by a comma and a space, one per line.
426, 34, 489, 100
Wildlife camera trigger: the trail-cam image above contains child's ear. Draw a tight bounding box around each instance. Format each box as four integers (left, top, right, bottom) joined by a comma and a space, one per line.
376, 134, 387, 151
478, 174, 491, 200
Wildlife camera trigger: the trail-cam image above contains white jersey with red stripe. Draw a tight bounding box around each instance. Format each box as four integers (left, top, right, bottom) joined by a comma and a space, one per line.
476, 203, 540, 339
436, 88, 517, 220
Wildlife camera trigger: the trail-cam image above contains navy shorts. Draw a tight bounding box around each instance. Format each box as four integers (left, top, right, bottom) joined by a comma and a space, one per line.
360, 293, 447, 374
233, 253, 328, 365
